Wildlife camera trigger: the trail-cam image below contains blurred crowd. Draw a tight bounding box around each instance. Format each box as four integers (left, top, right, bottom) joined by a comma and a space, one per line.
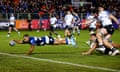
0, 0, 120, 19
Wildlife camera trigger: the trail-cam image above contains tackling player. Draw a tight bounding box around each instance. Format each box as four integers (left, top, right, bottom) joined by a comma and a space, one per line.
96, 5, 120, 53
10, 34, 76, 55
82, 34, 120, 56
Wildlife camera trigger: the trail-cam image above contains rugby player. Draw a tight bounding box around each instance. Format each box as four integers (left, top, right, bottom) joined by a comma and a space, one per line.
85, 11, 97, 34
10, 34, 76, 55
82, 34, 120, 56
64, 11, 74, 37
7, 13, 20, 37
85, 10, 97, 45
49, 15, 60, 38
96, 5, 120, 53
72, 12, 80, 36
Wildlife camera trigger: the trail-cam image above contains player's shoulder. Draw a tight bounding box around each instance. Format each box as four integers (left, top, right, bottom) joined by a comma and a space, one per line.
87, 15, 94, 19
102, 11, 110, 15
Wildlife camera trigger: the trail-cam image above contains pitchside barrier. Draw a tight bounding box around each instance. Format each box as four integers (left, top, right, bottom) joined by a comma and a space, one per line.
0, 19, 119, 30
0, 12, 120, 30
15, 19, 83, 30
16, 19, 50, 30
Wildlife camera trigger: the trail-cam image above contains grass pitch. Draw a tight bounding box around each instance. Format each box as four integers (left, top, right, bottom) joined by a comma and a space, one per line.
0, 30, 120, 72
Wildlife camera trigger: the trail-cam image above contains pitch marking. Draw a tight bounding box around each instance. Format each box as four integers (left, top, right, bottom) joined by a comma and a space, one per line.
0, 52, 120, 72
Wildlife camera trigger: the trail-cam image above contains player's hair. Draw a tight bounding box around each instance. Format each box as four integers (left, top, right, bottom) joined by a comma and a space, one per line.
90, 33, 96, 37
23, 34, 29, 37
98, 4, 107, 10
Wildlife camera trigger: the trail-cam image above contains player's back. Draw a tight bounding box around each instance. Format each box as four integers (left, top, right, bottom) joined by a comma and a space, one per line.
87, 15, 97, 28
64, 14, 74, 25
29, 37, 45, 46
98, 11, 112, 26
50, 17, 57, 25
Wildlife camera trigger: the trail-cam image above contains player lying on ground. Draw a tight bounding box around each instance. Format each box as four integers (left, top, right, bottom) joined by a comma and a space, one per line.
9, 34, 76, 55
82, 34, 120, 56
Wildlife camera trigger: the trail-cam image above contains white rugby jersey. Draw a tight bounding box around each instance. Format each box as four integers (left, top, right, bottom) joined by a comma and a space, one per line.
10, 16, 15, 25
64, 14, 74, 26
98, 11, 112, 26
87, 15, 97, 28
50, 17, 57, 25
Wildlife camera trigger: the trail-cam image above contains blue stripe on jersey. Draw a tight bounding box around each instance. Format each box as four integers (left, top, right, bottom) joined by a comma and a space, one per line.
29, 37, 36, 45
66, 38, 68, 45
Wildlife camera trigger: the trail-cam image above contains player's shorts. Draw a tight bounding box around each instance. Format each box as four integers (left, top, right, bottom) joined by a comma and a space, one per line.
103, 25, 114, 35
104, 48, 112, 55
9, 24, 15, 28
89, 28, 96, 32
65, 25, 72, 30
96, 46, 112, 55
50, 25, 56, 31
74, 22, 79, 26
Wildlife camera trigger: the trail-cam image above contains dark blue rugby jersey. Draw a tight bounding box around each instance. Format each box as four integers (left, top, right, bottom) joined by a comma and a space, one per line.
29, 36, 54, 46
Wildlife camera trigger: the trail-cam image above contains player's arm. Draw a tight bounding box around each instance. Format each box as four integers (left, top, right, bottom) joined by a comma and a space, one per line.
26, 45, 35, 55
82, 43, 97, 55
85, 19, 93, 25
109, 14, 120, 28
13, 40, 24, 44
112, 42, 120, 48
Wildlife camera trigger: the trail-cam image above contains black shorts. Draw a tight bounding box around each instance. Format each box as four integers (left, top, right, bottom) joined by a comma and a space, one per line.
65, 25, 72, 30
89, 28, 96, 32
74, 22, 79, 26
104, 48, 111, 55
9, 24, 15, 28
103, 25, 114, 35
50, 25, 56, 31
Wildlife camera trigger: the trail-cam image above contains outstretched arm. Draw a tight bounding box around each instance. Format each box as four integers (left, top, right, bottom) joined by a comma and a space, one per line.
82, 43, 97, 55
85, 19, 93, 25
26, 45, 35, 55
13, 40, 24, 44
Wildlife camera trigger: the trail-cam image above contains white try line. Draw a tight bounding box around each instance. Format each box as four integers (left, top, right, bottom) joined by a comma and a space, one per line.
0, 52, 120, 72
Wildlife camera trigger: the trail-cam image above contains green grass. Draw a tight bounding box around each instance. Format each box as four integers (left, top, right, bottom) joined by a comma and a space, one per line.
0, 30, 120, 72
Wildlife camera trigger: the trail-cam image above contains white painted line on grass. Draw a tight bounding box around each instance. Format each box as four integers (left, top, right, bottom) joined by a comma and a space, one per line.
0, 52, 120, 72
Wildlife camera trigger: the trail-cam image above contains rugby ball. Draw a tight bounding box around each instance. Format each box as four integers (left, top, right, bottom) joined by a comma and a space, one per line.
9, 40, 16, 46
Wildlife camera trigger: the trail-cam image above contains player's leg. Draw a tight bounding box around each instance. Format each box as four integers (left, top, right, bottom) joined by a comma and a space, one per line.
72, 26, 76, 35
96, 28, 107, 48
54, 38, 67, 45
54, 37, 76, 46
103, 39, 119, 56
52, 26, 60, 38
49, 25, 54, 36
77, 26, 80, 36
86, 28, 96, 45
64, 25, 71, 37
13, 27, 20, 34
7, 26, 12, 37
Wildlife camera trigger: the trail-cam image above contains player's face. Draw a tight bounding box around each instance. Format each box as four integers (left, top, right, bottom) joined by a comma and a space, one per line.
67, 11, 71, 14
23, 36, 29, 42
90, 35, 96, 41
98, 7, 104, 12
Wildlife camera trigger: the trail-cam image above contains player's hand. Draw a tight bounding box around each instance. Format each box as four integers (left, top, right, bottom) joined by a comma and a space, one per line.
81, 52, 90, 55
